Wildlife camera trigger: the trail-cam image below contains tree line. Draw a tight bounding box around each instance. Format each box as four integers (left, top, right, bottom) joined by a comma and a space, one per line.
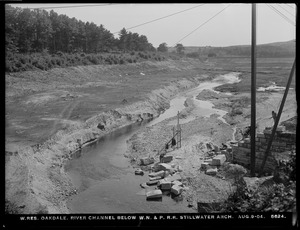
5, 5, 156, 54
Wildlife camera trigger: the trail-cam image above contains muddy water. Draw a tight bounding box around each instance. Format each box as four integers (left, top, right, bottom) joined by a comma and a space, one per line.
65, 121, 193, 213
65, 72, 240, 213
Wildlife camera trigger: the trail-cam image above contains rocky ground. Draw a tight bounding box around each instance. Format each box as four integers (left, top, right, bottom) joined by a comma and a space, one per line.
125, 86, 297, 211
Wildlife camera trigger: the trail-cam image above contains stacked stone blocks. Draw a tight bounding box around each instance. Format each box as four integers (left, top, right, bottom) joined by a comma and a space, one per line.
233, 127, 296, 173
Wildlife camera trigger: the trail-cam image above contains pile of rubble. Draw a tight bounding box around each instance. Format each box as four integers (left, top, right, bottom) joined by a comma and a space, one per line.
199, 144, 232, 176
134, 155, 188, 200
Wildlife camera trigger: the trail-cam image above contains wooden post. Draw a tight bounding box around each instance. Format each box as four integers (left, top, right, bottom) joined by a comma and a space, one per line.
250, 3, 257, 177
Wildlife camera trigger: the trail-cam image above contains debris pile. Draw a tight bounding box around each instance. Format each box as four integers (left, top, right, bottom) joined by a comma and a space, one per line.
134, 155, 188, 201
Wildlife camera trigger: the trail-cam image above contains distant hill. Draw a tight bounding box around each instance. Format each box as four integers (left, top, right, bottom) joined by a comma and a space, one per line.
169, 40, 295, 58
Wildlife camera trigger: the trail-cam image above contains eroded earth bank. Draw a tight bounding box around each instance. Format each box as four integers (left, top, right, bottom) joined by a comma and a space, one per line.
5, 58, 296, 214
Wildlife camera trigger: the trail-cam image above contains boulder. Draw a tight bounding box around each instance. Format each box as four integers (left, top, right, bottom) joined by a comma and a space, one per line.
149, 170, 165, 178
171, 185, 183, 196
146, 190, 162, 199
158, 179, 172, 190
161, 155, 173, 163
212, 154, 226, 166
140, 157, 154, 166
206, 168, 218, 176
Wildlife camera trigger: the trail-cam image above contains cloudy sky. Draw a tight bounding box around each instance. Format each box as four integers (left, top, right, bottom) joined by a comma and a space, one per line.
9, 3, 296, 48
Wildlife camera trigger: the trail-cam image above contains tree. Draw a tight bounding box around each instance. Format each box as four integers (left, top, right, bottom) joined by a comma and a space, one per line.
157, 42, 168, 52
175, 43, 184, 55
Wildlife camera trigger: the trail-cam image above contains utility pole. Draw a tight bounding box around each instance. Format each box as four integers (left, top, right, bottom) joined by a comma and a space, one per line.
250, 3, 257, 177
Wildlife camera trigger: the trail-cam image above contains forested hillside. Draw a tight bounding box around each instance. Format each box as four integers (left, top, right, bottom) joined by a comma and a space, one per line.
5, 5, 168, 72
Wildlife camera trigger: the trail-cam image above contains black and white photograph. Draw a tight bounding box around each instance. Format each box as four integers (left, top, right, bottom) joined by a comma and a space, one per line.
4, 2, 297, 228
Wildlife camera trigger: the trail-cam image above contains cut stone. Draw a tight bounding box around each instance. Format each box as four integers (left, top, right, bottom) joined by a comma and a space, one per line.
149, 176, 162, 181
205, 168, 218, 176
172, 180, 183, 187
276, 126, 286, 132
171, 185, 183, 196
212, 154, 226, 166
140, 183, 149, 189
146, 180, 159, 186
200, 162, 210, 171
146, 190, 162, 199
135, 169, 144, 176
140, 157, 154, 166
161, 155, 173, 163
204, 159, 212, 165
157, 163, 172, 172
164, 171, 170, 178
149, 170, 165, 178
158, 179, 172, 190
165, 173, 182, 182
177, 165, 183, 172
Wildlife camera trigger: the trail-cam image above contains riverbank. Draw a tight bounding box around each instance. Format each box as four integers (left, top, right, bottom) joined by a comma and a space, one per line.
6, 67, 219, 214
5, 57, 296, 214
125, 76, 297, 211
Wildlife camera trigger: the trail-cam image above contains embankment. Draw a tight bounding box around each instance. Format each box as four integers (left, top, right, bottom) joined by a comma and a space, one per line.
5, 71, 210, 214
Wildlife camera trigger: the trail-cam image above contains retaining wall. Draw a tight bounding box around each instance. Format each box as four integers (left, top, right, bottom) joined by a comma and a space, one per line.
232, 126, 296, 173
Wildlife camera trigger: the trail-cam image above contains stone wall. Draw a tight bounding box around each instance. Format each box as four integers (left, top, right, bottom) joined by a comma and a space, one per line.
232, 126, 296, 173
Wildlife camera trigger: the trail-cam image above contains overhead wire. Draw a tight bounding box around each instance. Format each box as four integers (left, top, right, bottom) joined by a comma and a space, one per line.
172, 4, 231, 47
22, 4, 121, 10
276, 4, 295, 18
112, 4, 205, 35
266, 4, 295, 26
284, 4, 295, 10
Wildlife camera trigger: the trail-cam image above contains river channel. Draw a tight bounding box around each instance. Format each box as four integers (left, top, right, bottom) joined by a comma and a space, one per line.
65, 72, 241, 213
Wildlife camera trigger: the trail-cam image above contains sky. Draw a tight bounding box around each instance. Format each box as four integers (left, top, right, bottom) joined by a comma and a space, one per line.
8, 3, 296, 48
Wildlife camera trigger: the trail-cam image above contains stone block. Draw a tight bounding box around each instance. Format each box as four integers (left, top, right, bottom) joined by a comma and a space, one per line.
157, 163, 172, 172
200, 162, 210, 171
135, 168, 144, 176
212, 154, 226, 166
172, 180, 183, 187
171, 185, 183, 196
140, 183, 149, 189
177, 165, 183, 172
164, 171, 170, 178
221, 150, 227, 155
244, 138, 250, 143
276, 126, 286, 132
146, 180, 159, 186
149, 176, 162, 181
140, 157, 154, 166
257, 133, 265, 138
205, 168, 218, 176
149, 170, 165, 178
158, 179, 172, 190
204, 159, 212, 165
161, 155, 173, 163
165, 173, 182, 182
146, 190, 162, 199
226, 147, 232, 153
